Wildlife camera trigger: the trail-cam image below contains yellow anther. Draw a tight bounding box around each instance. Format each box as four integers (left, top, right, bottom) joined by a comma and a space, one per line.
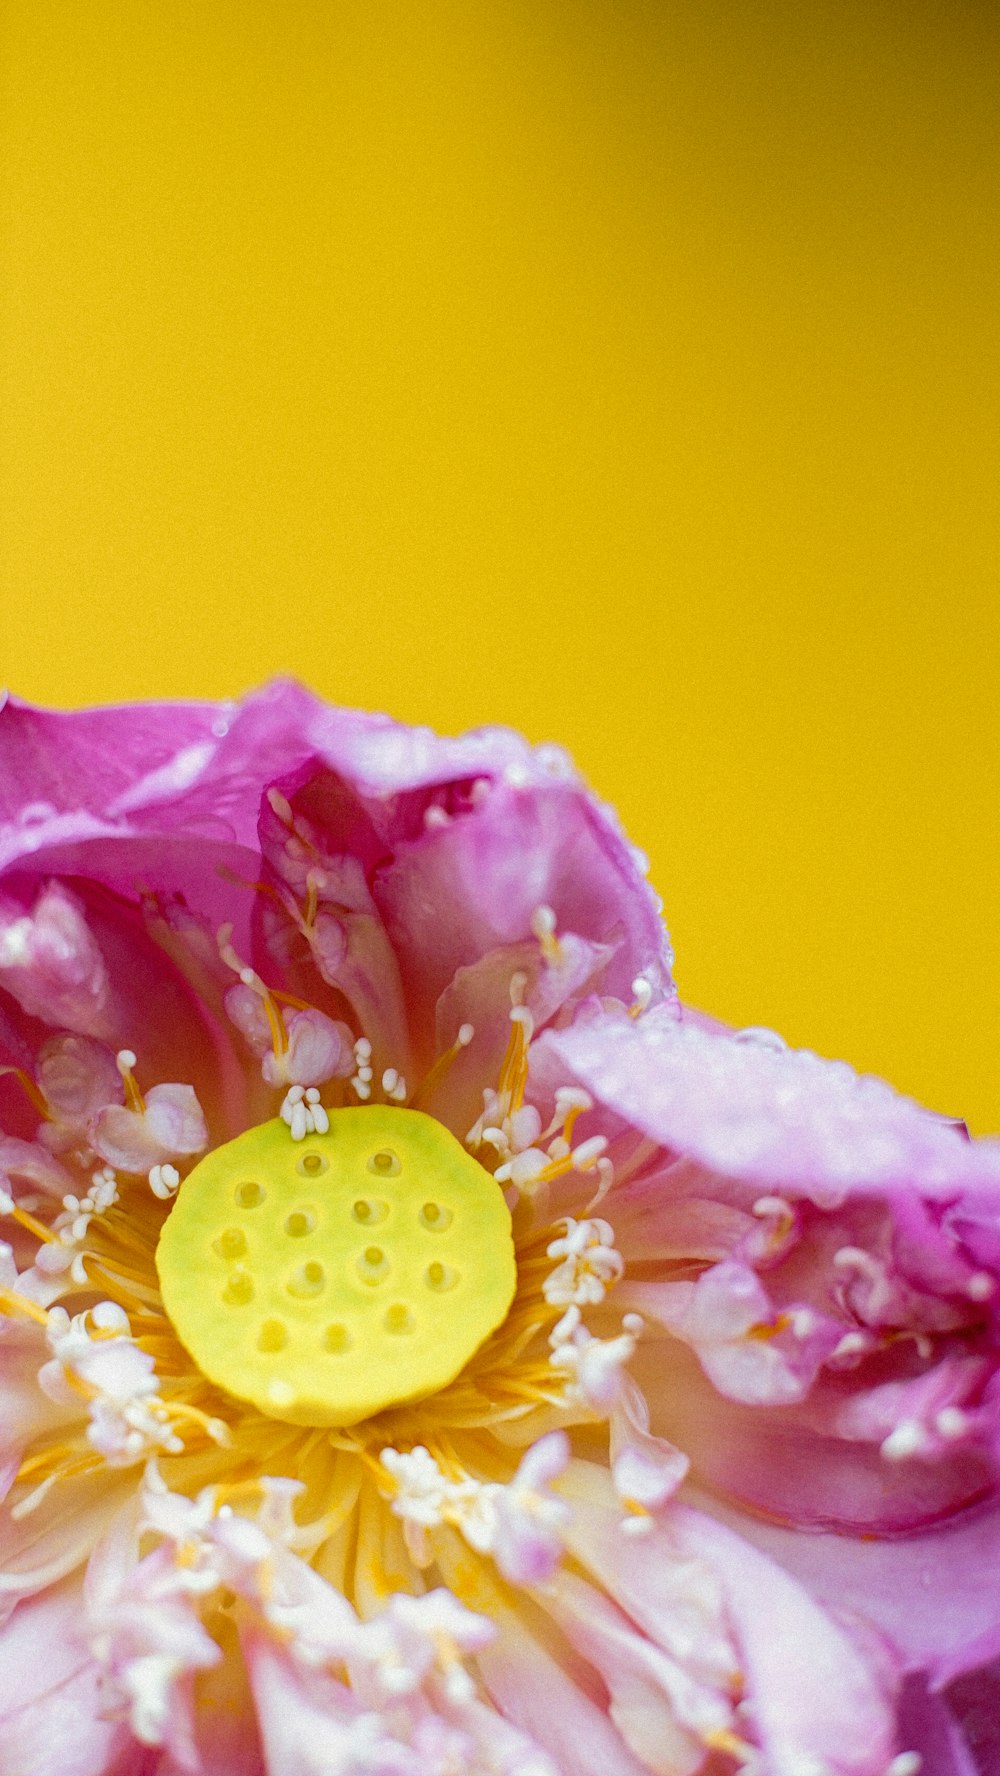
155, 1107, 518, 1427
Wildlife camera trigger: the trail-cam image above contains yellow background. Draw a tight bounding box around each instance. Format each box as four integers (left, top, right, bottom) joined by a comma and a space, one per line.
1, 3, 997, 1129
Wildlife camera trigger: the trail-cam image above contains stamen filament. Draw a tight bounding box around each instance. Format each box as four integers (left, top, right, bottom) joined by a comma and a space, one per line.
411, 1023, 475, 1109
0, 1065, 50, 1119
116, 1050, 146, 1114
0, 1285, 50, 1327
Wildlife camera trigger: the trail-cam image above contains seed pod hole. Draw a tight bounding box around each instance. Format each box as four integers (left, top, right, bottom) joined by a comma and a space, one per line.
351, 1198, 388, 1225
257, 1318, 287, 1353
213, 1227, 247, 1261
367, 1148, 401, 1177
357, 1246, 390, 1285
419, 1201, 453, 1231
235, 1181, 265, 1209
222, 1269, 254, 1306
425, 1261, 459, 1293
384, 1303, 415, 1335
297, 1151, 328, 1178
284, 1208, 316, 1238
287, 1260, 326, 1299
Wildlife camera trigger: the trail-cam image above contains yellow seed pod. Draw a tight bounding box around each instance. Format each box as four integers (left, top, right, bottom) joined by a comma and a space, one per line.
155, 1106, 517, 1426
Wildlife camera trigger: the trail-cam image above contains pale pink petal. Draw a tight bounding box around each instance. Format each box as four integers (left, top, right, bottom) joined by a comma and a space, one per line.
92, 1084, 208, 1172
0, 883, 113, 1040
560, 1462, 897, 1776
245, 1631, 419, 1776
262, 1009, 356, 1090
35, 1034, 123, 1127
0, 1135, 77, 1201
623, 1259, 842, 1406
611, 1376, 689, 1512
429, 933, 617, 1135
0, 1576, 136, 1776
0, 1472, 136, 1614
223, 982, 273, 1058
545, 1568, 726, 1776
670, 1505, 899, 1776
630, 1331, 995, 1534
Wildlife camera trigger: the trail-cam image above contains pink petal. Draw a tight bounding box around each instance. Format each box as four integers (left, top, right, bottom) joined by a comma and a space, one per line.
376, 779, 672, 1047
430, 933, 617, 1134
561, 1463, 897, 1776
244, 1631, 417, 1776
690, 1486, 1000, 1690
538, 1010, 1000, 1206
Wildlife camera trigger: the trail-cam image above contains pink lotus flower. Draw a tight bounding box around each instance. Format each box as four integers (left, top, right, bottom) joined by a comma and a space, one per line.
0, 679, 997, 1776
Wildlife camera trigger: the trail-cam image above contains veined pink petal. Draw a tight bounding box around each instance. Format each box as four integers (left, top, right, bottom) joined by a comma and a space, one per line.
559, 1461, 898, 1776
35, 1035, 124, 1153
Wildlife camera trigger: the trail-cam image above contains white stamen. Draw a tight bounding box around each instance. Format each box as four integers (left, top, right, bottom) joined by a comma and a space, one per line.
280, 1085, 328, 1140
629, 976, 653, 1016
570, 1135, 608, 1172
148, 1164, 180, 1201
116, 1050, 137, 1075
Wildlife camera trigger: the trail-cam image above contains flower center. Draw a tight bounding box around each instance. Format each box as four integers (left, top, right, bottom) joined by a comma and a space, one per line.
155, 1105, 518, 1427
